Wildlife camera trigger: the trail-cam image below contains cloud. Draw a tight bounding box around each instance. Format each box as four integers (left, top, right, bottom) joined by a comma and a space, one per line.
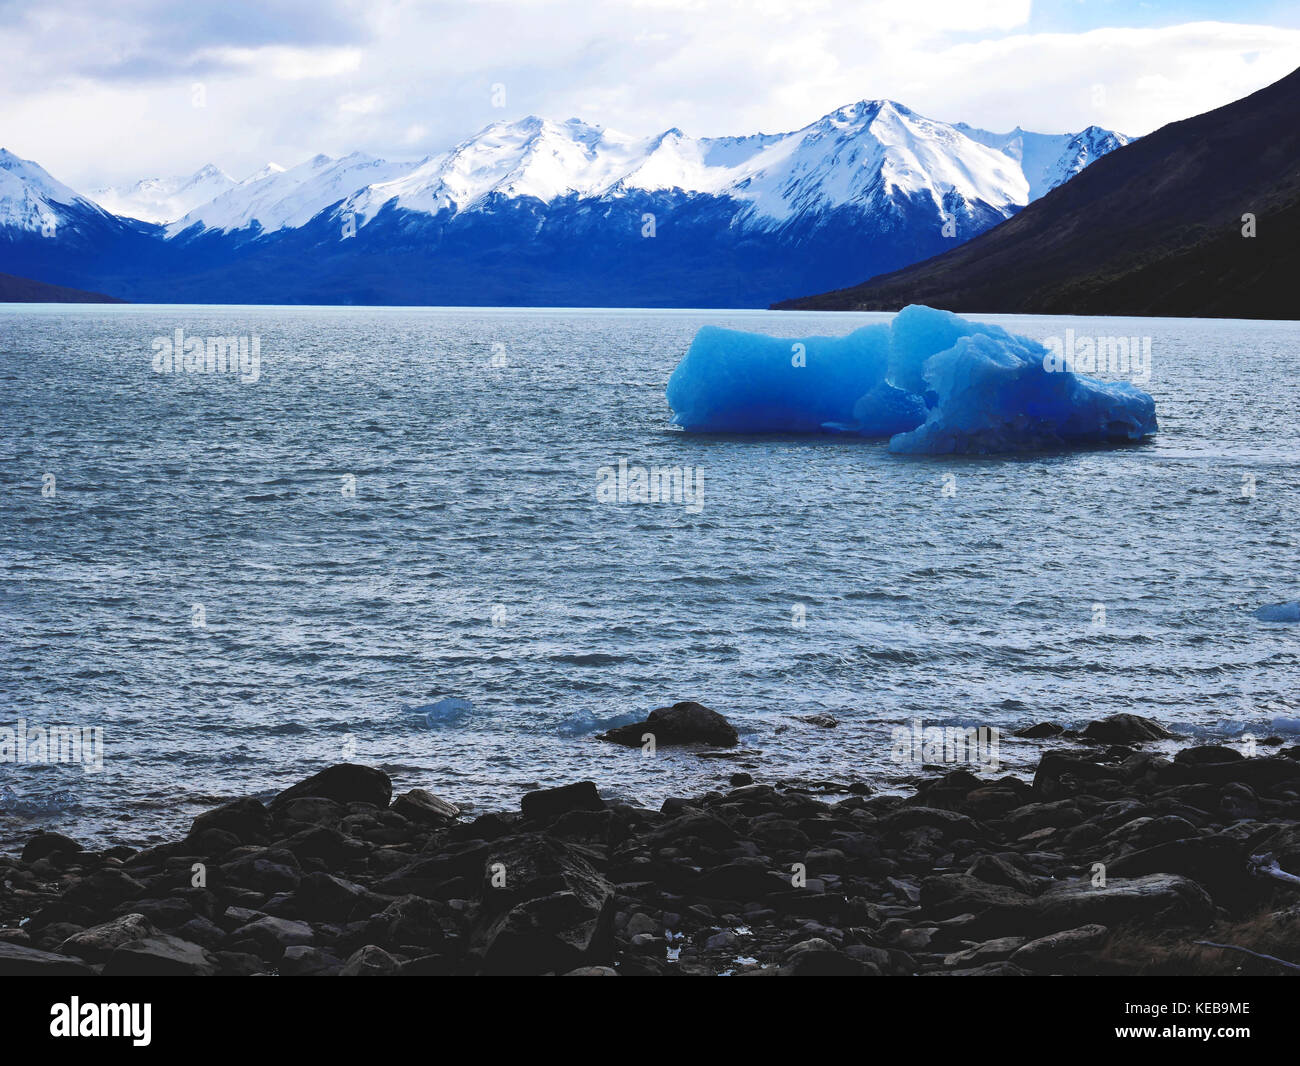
1, 0, 1296, 189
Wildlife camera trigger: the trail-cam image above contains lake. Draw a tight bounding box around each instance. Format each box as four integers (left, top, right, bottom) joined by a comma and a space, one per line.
1, 305, 1297, 850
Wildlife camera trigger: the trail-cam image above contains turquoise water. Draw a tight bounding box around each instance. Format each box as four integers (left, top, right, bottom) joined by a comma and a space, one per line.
1, 305, 1297, 849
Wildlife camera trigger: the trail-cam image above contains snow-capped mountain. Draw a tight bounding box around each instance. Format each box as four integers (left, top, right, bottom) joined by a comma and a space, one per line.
89, 164, 236, 224
167, 153, 413, 234
953, 123, 1132, 201
170, 101, 1044, 237
0, 148, 114, 234
0, 100, 1130, 306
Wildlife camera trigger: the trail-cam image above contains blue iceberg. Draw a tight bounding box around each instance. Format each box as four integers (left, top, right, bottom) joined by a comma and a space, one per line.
666, 305, 1157, 454
1255, 602, 1300, 622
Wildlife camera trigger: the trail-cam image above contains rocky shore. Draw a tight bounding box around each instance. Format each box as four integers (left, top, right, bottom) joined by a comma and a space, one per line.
2, 710, 1300, 976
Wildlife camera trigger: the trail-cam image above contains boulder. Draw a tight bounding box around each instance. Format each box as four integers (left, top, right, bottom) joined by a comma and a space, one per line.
1033, 752, 1120, 798
920, 874, 1034, 924
694, 863, 789, 900
280, 945, 344, 976
598, 702, 738, 748
1106, 834, 1251, 906
473, 834, 614, 975
293, 871, 380, 921
520, 781, 604, 821
104, 934, 220, 976
187, 797, 271, 844
943, 936, 1026, 968
339, 944, 401, 976
392, 788, 460, 827
270, 764, 392, 811
1029, 873, 1214, 933
231, 916, 314, 958
0, 942, 92, 975
1081, 714, 1174, 745
20, 831, 83, 864
57, 913, 158, 961
1009, 925, 1108, 972
1013, 723, 1065, 739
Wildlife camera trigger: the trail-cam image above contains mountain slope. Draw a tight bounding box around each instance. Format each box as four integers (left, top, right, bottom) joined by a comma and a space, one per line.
0, 271, 124, 302
90, 165, 236, 224
775, 66, 1300, 319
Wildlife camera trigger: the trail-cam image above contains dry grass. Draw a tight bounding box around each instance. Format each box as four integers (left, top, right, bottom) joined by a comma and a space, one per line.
1095, 907, 1300, 976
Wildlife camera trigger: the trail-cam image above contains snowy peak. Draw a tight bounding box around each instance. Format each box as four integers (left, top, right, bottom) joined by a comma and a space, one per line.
0, 148, 107, 233
168, 152, 413, 235
954, 122, 1133, 201
90, 164, 236, 223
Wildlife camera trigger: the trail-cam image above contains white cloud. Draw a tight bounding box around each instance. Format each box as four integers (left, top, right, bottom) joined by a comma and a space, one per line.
0, 1, 1296, 189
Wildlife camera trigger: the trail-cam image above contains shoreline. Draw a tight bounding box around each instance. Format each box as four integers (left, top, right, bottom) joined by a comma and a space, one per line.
2, 711, 1299, 976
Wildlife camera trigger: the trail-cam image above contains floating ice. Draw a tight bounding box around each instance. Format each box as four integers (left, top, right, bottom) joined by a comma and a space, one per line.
556, 709, 644, 737
407, 697, 473, 727
666, 305, 1158, 454
1255, 602, 1300, 622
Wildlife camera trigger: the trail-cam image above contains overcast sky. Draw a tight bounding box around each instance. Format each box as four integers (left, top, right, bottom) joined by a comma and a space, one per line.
4, 0, 1299, 189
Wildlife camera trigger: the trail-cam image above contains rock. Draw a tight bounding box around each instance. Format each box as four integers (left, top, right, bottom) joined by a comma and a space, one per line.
340, 944, 401, 976
1009, 925, 1108, 972
474, 835, 614, 975
598, 701, 739, 748
965, 854, 1041, 896
276, 796, 347, 827
785, 947, 874, 976
174, 917, 226, 949
62, 868, 146, 909
920, 874, 1033, 923
280, 945, 343, 976
881, 806, 986, 840
1175, 745, 1244, 765
270, 764, 393, 811
293, 871, 379, 921
1032, 752, 1119, 798
694, 863, 789, 900
0, 941, 92, 975
1030, 874, 1214, 933
935, 961, 1030, 976
232, 916, 314, 958
57, 914, 158, 961
104, 934, 220, 976
793, 714, 839, 728
625, 912, 659, 937
391, 788, 460, 827
366, 895, 447, 950
1105, 834, 1250, 906
729, 772, 754, 787
1161, 757, 1300, 789
187, 797, 271, 844
520, 782, 604, 821
943, 936, 1026, 968
20, 831, 83, 864
1014, 723, 1065, 738
1081, 714, 1174, 745
220, 850, 303, 893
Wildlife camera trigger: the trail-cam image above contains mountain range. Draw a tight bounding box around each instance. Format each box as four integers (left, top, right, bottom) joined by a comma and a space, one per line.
777, 66, 1300, 319
0, 101, 1125, 306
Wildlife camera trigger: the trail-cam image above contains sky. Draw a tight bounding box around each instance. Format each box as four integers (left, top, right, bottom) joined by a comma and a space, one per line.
3, 0, 1299, 189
